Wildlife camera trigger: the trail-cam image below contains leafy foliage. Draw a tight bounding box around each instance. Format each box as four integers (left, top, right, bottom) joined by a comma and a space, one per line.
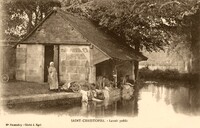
2, 0, 199, 51
64, 0, 200, 52
2, 0, 61, 40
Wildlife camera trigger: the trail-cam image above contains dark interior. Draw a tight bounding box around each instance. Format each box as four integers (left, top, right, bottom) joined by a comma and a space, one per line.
44, 45, 54, 82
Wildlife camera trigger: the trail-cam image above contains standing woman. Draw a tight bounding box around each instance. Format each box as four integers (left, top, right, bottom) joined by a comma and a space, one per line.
48, 62, 59, 91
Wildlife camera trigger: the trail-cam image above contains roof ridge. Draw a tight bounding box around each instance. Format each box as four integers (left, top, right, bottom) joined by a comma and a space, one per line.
57, 8, 89, 20
55, 9, 147, 59
53, 8, 147, 61
15, 7, 147, 61
56, 8, 112, 59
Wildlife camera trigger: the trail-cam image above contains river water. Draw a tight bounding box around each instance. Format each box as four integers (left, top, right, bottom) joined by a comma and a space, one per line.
7, 82, 200, 118
59, 83, 200, 117
2, 82, 200, 128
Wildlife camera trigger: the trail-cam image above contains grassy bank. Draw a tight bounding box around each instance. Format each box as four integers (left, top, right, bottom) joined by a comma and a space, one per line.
138, 68, 199, 85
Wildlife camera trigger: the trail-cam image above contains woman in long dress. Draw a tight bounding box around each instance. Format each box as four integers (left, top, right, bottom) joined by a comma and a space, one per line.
48, 62, 59, 91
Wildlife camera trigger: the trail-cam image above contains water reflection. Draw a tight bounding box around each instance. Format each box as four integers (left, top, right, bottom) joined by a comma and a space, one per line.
5, 83, 200, 117
5, 91, 139, 117
139, 84, 200, 116
79, 95, 138, 117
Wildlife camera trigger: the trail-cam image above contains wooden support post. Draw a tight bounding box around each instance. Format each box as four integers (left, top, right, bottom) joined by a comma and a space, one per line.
112, 60, 118, 88
89, 45, 96, 83
113, 66, 117, 88
54, 45, 59, 83
89, 65, 96, 83
131, 61, 136, 83
134, 61, 139, 82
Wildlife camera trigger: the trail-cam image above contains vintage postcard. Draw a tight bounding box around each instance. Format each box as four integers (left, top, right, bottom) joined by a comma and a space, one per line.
1, 0, 200, 128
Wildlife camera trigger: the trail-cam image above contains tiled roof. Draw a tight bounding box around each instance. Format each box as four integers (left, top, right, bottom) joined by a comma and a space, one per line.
19, 8, 147, 61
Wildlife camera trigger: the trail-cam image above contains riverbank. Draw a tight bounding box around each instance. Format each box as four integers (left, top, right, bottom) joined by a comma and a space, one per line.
0, 81, 81, 109
138, 68, 199, 88
0, 81, 121, 110
136, 78, 200, 91
1, 81, 52, 97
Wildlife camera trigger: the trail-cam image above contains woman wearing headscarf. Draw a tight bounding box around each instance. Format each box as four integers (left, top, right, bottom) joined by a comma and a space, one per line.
48, 62, 59, 91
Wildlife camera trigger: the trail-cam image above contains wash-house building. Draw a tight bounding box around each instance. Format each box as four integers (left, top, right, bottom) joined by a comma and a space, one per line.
15, 8, 147, 85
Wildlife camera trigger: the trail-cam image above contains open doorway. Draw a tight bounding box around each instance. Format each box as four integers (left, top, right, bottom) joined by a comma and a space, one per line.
44, 45, 54, 82
96, 60, 113, 80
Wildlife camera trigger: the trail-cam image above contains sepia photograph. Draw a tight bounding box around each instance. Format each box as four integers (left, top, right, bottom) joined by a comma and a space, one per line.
0, 0, 200, 128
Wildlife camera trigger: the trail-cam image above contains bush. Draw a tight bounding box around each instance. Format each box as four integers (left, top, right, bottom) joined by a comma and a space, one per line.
139, 68, 199, 83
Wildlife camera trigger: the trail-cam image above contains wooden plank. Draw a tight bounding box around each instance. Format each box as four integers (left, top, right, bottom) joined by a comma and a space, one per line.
91, 47, 110, 65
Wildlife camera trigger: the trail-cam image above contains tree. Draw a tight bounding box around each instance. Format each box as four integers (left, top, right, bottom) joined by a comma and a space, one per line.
1, 0, 61, 40
2, 0, 199, 80
63, 0, 200, 79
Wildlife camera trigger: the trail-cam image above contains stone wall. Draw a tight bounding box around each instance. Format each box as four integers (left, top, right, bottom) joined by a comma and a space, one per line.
16, 44, 26, 81
16, 44, 44, 82
0, 46, 16, 80
26, 45, 44, 82
59, 45, 90, 84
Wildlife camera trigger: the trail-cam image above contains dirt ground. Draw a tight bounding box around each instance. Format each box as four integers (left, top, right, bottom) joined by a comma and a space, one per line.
0, 80, 122, 98
1, 80, 54, 97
